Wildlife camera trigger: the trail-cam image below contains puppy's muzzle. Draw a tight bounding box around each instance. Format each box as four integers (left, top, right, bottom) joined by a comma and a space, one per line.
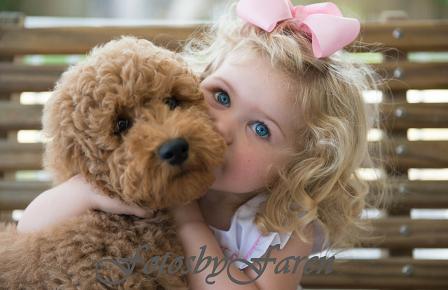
158, 137, 189, 166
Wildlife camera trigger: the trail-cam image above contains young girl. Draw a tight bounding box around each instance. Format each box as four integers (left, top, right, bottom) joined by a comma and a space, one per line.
17, 0, 388, 289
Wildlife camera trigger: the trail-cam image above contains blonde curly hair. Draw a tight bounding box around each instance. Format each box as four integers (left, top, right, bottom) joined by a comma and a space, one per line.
180, 1, 391, 253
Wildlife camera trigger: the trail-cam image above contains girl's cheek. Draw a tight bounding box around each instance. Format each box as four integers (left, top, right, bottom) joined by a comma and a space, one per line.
229, 149, 267, 181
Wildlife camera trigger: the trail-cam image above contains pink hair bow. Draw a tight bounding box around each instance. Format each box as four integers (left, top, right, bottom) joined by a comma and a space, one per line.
236, 0, 361, 58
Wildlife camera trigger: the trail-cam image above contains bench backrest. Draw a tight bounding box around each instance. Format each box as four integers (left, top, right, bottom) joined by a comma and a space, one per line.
1, 15, 447, 289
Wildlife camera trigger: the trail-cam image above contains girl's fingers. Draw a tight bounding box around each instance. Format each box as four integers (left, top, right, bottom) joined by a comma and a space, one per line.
121, 204, 148, 218
92, 193, 148, 218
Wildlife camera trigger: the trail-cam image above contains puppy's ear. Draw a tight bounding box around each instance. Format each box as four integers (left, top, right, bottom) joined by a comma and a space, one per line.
41, 65, 91, 185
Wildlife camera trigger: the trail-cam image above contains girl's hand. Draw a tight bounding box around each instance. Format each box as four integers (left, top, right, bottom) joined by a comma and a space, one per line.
89, 183, 148, 218
17, 174, 148, 233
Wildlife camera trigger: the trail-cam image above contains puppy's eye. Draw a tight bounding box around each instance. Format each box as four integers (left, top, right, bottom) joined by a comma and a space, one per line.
114, 116, 132, 135
164, 97, 180, 110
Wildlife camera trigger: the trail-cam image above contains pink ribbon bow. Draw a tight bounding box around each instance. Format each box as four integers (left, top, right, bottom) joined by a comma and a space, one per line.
236, 0, 361, 58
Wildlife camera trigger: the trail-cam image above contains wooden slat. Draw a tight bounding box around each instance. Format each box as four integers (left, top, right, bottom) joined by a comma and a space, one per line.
0, 142, 44, 170
358, 20, 448, 52
365, 218, 448, 249
369, 139, 448, 170
373, 62, 448, 90
0, 63, 65, 93
369, 179, 448, 210
0, 20, 447, 56
378, 102, 448, 129
302, 258, 448, 289
0, 24, 204, 56
2, 61, 448, 93
0, 102, 43, 130
0, 180, 49, 210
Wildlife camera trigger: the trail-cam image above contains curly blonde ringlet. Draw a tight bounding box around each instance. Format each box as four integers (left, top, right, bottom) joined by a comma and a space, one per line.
181, 1, 391, 253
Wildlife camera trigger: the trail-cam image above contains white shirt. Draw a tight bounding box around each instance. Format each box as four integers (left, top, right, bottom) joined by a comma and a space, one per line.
208, 193, 325, 270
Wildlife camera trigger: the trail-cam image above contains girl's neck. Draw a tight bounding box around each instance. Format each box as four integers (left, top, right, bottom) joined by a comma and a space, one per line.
198, 188, 265, 230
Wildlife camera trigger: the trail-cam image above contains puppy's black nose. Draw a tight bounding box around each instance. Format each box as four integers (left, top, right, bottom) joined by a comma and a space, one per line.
158, 138, 189, 166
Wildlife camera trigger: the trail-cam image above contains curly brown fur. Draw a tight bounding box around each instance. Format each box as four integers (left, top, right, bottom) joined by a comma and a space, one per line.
0, 37, 226, 289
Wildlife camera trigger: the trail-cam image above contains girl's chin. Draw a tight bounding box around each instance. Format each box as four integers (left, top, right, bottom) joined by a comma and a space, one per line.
209, 169, 232, 191
209, 166, 253, 193
211, 166, 221, 179
210, 176, 223, 190
212, 165, 221, 173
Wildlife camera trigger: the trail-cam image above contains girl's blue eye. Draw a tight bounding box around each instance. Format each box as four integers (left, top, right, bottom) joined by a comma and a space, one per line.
214, 91, 231, 107
251, 121, 270, 139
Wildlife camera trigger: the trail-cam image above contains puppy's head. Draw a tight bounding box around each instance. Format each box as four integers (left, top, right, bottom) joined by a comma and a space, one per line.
42, 36, 226, 208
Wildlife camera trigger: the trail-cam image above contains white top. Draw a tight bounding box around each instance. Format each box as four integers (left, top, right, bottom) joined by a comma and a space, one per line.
208, 193, 325, 270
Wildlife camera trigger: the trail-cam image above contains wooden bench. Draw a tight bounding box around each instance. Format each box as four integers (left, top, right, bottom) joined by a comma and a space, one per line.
1, 14, 447, 289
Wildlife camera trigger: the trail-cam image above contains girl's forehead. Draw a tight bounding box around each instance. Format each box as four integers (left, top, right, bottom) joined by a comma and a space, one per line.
221, 51, 294, 97
225, 48, 266, 67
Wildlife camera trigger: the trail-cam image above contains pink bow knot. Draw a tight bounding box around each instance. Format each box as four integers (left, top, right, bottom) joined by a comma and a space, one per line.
236, 0, 361, 58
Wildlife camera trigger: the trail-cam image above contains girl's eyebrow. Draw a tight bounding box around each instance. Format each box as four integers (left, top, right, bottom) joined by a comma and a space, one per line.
213, 76, 286, 139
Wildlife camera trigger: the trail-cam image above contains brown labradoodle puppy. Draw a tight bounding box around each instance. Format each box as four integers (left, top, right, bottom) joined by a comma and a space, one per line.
0, 36, 226, 289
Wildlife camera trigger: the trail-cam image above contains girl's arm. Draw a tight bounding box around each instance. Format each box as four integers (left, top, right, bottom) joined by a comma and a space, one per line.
170, 201, 314, 290
17, 174, 148, 233
170, 201, 259, 290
